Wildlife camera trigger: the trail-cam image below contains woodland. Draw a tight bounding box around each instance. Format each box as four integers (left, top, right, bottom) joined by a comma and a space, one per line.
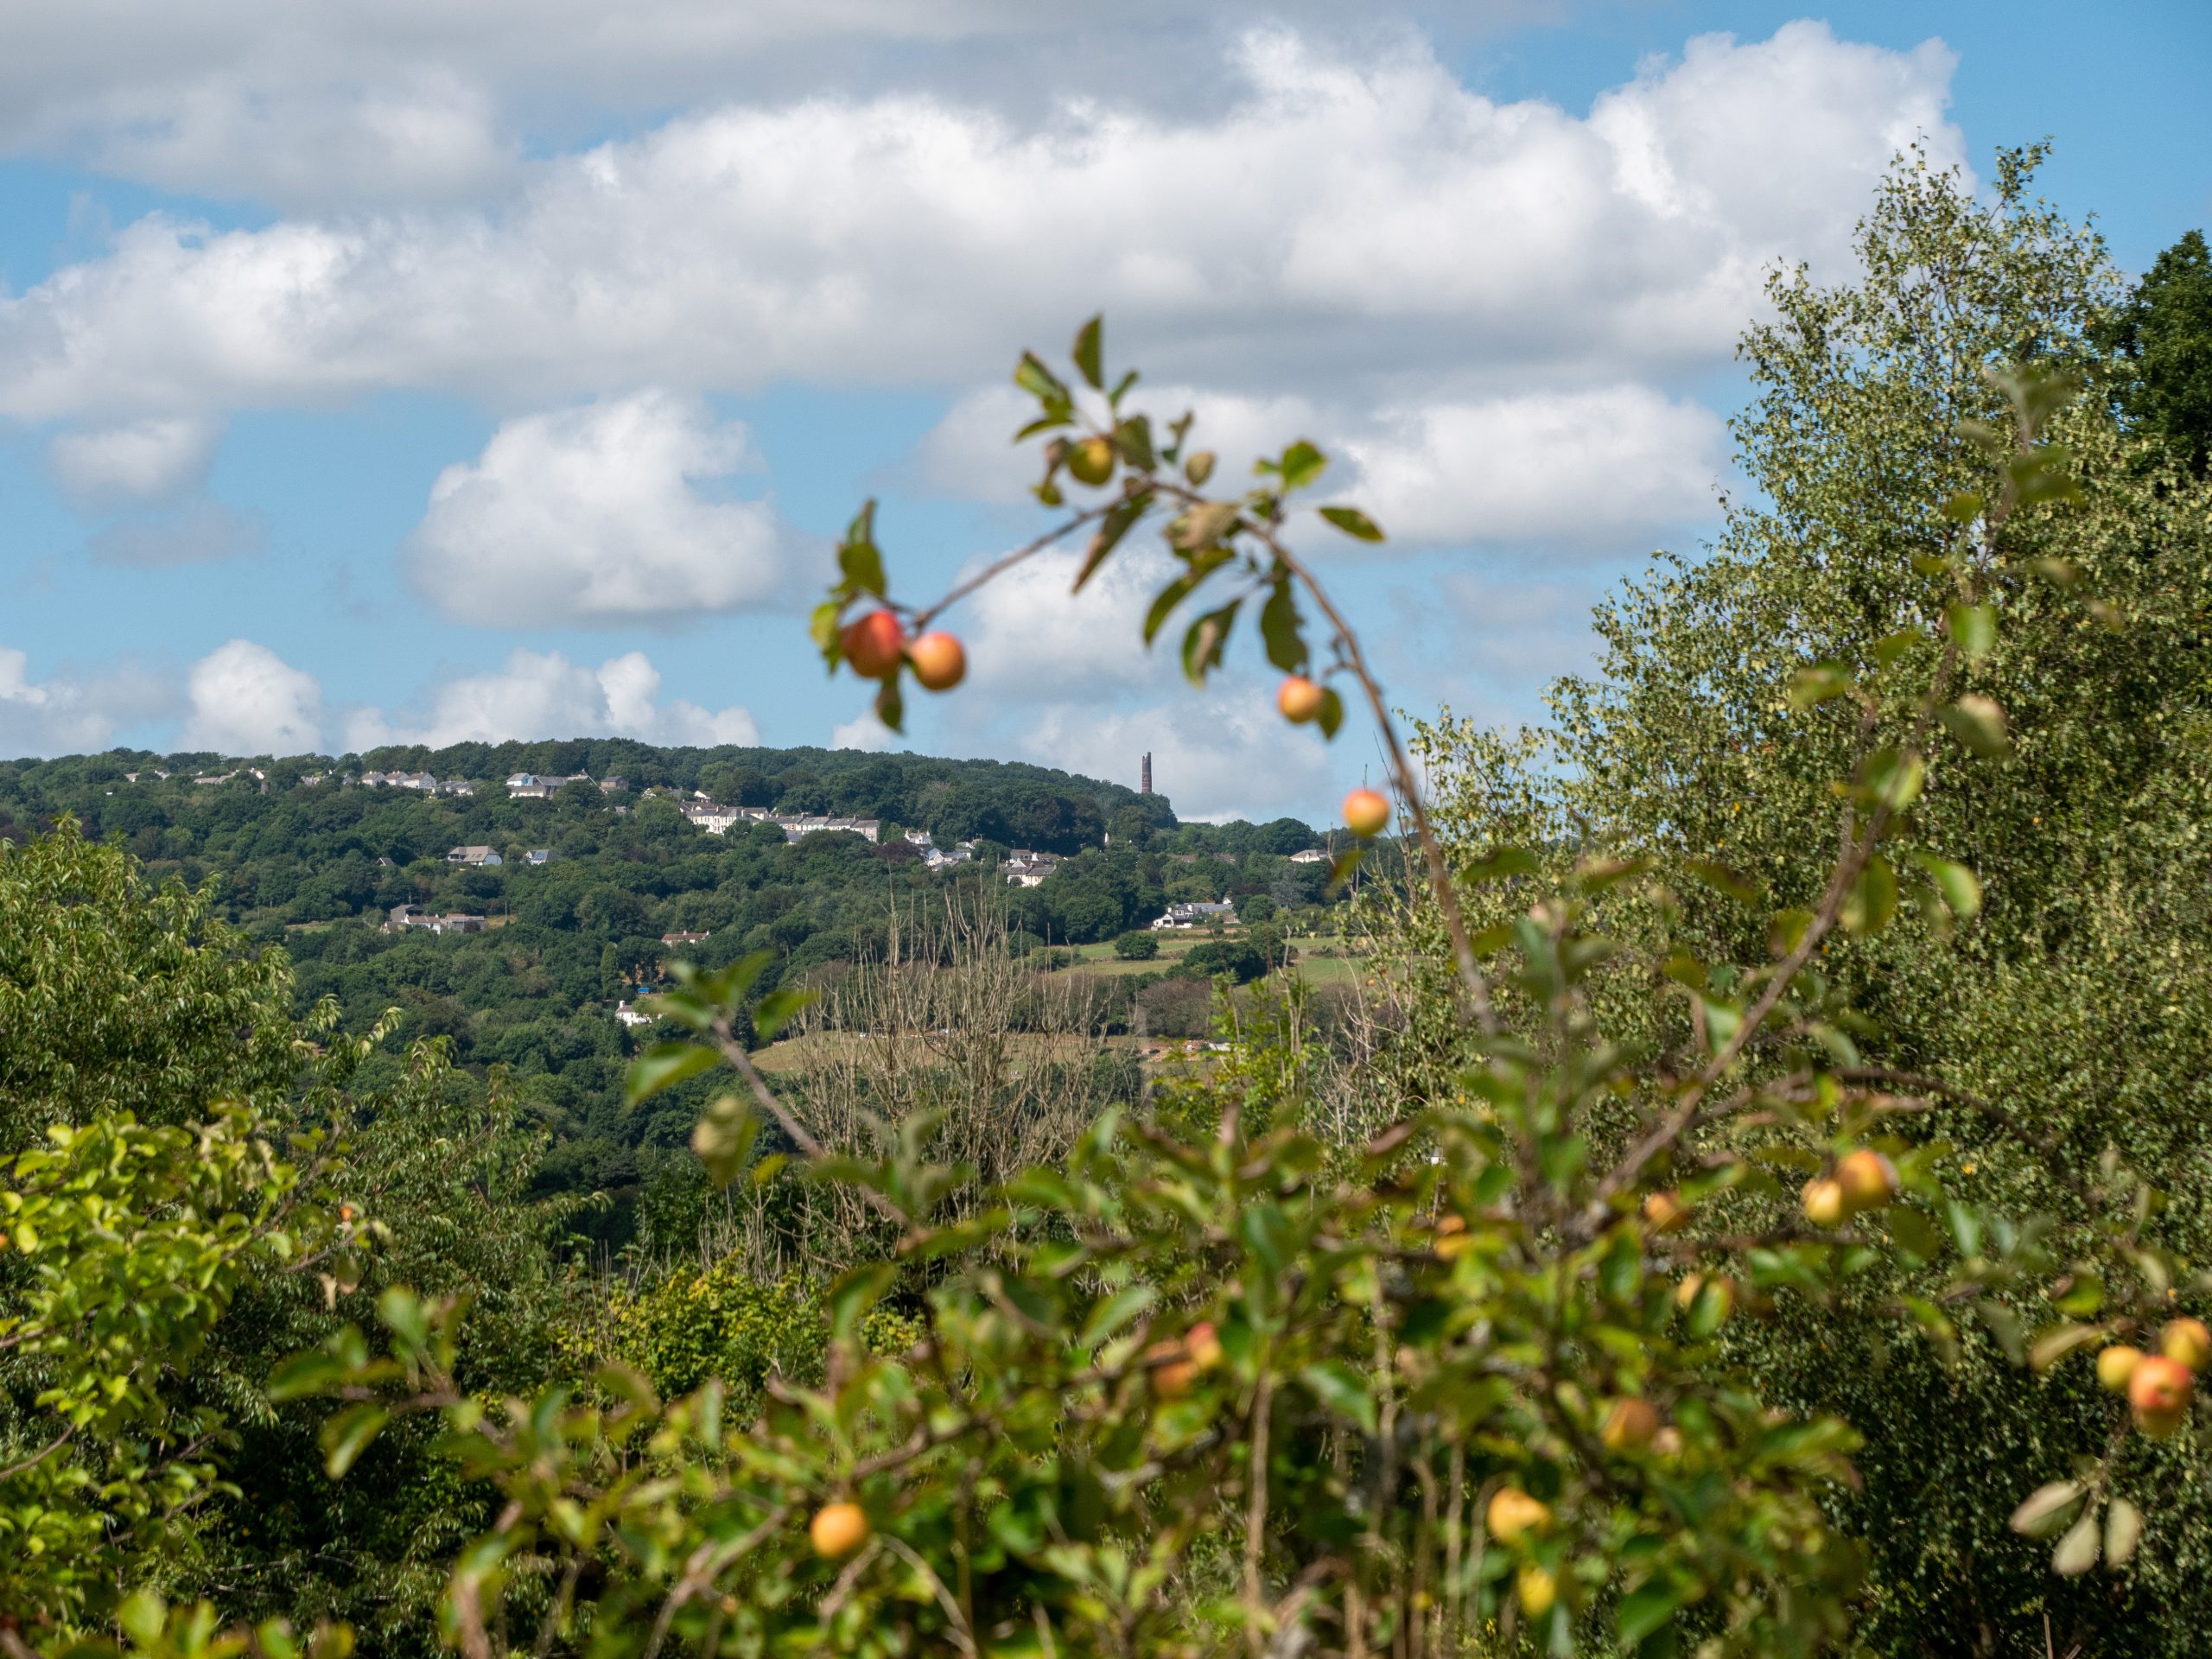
3, 154, 2212, 1658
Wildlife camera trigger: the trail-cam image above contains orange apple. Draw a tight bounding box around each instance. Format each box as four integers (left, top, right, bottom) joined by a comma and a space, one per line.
1343, 787, 1390, 838
2128, 1354, 2194, 1437
1277, 675, 1325, 723
1485, 1487, 1551, 1542
1516, 1563, 1557, 1618
1185, 1320, 1225, 1371
809, 1501, 870, 1558
1801, 1176, 1848, 1229
2098, 1344, 2145, 1394
1834, 1148, 1899, 1212
906, 631, 967, 691
1601, 1397, 1662, 1452
1642, 1190, 1688, 1233
841, 609, 906, 679
2162, 1317, 2212, 1373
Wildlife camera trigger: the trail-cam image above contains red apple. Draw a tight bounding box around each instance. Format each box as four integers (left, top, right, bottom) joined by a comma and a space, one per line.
2129, 1354, 2193, 1437
841, 609, 906, 679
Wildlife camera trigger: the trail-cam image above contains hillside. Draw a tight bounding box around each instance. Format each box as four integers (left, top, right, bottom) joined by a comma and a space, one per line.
0, 741, 1350, 1241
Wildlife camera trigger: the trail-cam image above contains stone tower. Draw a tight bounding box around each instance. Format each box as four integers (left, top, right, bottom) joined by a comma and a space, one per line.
1141, 753, 1152, 795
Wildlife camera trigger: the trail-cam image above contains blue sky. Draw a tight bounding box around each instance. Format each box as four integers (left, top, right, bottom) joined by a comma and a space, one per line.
1, 1, 2204, 822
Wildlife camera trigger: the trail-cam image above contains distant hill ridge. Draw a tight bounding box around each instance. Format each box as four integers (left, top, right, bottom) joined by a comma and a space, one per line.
1, 741, 1208, 858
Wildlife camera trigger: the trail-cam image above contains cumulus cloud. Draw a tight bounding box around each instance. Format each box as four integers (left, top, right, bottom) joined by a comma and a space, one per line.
961, 542, 1181, 699
48, 414, 222, 502
1014, 693, 1334, 823
0, 645, 170, 755
0, 4, 1487, 208
404, 392, 789, 625
346, 648, 758, 750
1345, 386, 1727, 550
918, 382, 1726, 552
830, 713, 899, 752
0, 24, 1961, 420
181, 639, 323, 754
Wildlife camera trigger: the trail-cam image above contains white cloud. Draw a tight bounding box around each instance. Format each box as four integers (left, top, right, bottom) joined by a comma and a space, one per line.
1015, 691, 1337, 823
181, 639, 323, 754
48, 415, 222, 503
0, 646, 169, 755
1345, 385, 1726, 550
0, 24, 1961, 421
830, 713, 898, 752
961, 542, 1182, 699
918, 381, 1726, 552
404, 391, 789, 625
346, 648, 758, 750
0, 5, 1499, 208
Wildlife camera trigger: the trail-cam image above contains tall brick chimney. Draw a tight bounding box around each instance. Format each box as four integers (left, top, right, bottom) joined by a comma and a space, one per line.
1140, 753, 1153, 796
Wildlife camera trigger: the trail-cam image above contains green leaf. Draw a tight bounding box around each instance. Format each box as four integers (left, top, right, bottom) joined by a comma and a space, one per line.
626, 1041, 720, 1107
1318, 504, 1384, 542
1075, 494, 1152, 592
2052, 1511, 2101, 1576
1787, 664, 1853, 709
1315, 686, 1344, 740
1258, 579, 1306, 673
1915, 853, 1982, 920
1615, 1581, 1686, 1646
1946, 603, 1997, 662
321, 1402, 390, 1479
690, 1094, 760, 1187
1071, 315, 1103, 390
874, 673, 905, 735
1975, 1298, 2026, 1365
1181, 601, 1241, 685
828, 1262, 899, 1342
810, 600, 845, 660
1940, 694, 2011, 758
1115, 414, 1155, 472
2027, 1323, 2102, 1372
2106, 1497, 2144, 1567
837, 536, 885, 601
1298, 1361, 1377, 1433
1863, 747, 1925, 812
1184, 450, 1216, 486
1078, 1285, 1157, 1347
1886, 1204, 1942, 1262
1014, 351, 1068, 405
1683, 859, 1762, 905
267, 1347, 356, 1402
2009, 1481, 2089, 1543
1169, 499, 1242, 551
1840, 855, 1897, 937
1272, 441, 1327, 492
753, 987, 815, 1041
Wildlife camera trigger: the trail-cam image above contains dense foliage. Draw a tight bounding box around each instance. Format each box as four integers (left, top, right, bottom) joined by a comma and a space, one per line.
0, 748, 1345, 1246
3, 150, 2210, 1658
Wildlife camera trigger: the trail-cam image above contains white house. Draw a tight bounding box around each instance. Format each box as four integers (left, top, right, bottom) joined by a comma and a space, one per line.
1002, 849, 1063, 887
447, 845, 503, 868
1288, 848, 1331, 865
1152, 901, 1238, 930
616, 1001, 654, 1028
